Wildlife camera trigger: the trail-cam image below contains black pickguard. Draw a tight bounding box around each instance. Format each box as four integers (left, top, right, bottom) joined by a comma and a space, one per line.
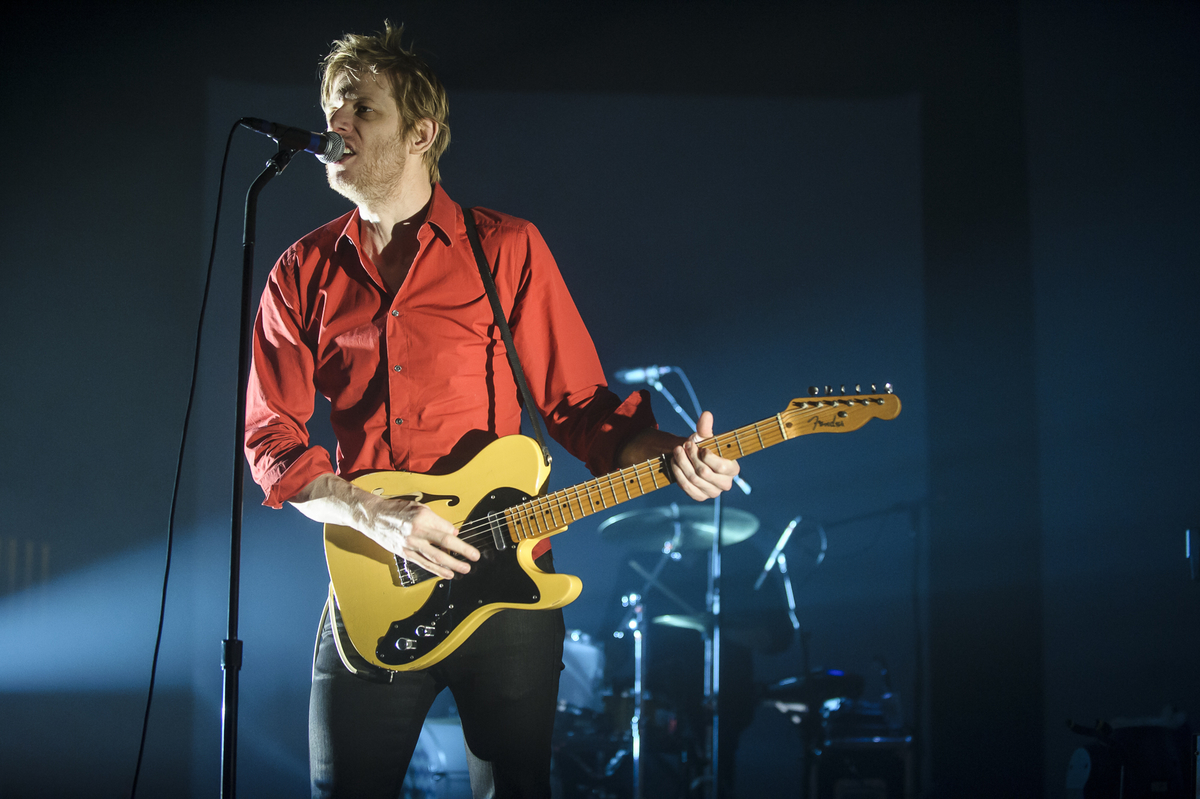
375, 487, 541, 666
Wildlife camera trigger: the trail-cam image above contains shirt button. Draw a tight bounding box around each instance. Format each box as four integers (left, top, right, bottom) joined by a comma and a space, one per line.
391, 309, 400, 317
394, 418, 404, 425
393, 365, 403, 372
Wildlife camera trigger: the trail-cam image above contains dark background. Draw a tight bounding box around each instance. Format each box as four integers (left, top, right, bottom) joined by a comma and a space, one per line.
1, 2, 1197, 798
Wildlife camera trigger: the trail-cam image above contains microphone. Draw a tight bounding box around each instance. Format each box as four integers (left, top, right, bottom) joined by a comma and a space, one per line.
614, 365, 673, 384
239, 117, 346, 164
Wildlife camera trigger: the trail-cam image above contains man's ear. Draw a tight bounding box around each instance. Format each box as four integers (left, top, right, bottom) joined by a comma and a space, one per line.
409, 118, 437, 155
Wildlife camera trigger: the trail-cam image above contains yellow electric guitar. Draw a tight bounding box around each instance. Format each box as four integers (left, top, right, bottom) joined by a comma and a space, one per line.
324, 387, 901, 671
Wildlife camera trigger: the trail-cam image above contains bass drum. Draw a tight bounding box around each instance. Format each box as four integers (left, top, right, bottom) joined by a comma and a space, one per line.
402, 718, 473, 799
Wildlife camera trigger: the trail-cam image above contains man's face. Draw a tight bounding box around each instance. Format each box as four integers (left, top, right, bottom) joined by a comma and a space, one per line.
322, 70, 408, 207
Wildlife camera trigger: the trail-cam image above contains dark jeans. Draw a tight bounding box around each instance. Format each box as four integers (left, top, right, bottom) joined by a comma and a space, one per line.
309, 564, 565, 799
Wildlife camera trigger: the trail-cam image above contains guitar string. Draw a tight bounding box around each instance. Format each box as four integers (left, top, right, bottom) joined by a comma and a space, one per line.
415, 412, 798, 552
397, 429, 750, 580
399, 455, 672, 581
448, 455, 667, 548
418, 415, 786, 553
394, 400, 885, 574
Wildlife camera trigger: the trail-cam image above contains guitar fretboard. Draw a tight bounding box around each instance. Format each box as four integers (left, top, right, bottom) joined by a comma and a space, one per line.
504, 414, 792, 541
501, 394, 897, 543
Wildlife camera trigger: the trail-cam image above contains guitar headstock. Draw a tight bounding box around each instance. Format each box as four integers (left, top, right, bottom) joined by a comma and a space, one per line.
779, 383, 901, 439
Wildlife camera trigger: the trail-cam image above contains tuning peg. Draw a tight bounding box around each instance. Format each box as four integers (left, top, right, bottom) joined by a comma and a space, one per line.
885, 383, 894, 394
855, 384, 862, 394
840, 384, 847, 395
824, 385, 832, 396
871, 384, 877, 393
808, 386, 820, 396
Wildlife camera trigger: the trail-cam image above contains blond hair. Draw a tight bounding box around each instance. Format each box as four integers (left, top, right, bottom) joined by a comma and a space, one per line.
320, 21, 451, 183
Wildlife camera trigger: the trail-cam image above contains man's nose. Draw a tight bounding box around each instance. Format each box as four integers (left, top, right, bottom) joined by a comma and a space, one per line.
327, 106, 351, 132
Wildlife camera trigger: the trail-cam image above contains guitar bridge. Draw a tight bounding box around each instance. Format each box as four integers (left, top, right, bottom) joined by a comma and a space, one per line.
396, 556, 436, 587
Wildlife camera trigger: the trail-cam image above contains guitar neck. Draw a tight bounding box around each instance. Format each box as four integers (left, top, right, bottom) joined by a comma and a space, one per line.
504, 415, 785, 543
504, 391, 902, 543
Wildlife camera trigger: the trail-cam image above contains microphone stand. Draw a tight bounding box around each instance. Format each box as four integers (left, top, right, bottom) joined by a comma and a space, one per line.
754, 516, 800, 591
754, 517, 807, 637
754, 518, 820, 794
222, 145, 298, 799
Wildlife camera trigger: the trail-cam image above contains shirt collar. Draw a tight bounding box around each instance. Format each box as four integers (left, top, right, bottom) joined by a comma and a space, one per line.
425, 182, 457, 248
337, 182, 457, 252
337, 208, 361, 253
334, 208, 385, 291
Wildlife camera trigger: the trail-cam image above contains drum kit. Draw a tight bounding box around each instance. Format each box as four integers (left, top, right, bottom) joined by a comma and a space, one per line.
401, 503, 906, 799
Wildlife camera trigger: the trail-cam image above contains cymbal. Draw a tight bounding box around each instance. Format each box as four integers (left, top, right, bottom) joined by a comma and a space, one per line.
652, 614, 709, 634
651, 611, 796, 653
598, 505, 759, 550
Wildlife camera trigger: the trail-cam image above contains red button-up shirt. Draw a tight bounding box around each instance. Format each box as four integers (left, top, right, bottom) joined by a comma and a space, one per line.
245, 183, 654, 512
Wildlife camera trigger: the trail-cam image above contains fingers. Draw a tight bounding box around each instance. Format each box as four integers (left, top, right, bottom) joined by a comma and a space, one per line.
376, 502, 480, 580
397, 541, 468, 581
671, 444, 715, 501
670, 414, 739, 502
670, 444, 738, 500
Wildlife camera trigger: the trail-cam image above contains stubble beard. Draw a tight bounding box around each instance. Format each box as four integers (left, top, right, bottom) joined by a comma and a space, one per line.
326, 132, 407, 208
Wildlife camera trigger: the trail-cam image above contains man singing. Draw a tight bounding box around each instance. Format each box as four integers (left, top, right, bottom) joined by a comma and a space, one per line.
244, 22, 739, 798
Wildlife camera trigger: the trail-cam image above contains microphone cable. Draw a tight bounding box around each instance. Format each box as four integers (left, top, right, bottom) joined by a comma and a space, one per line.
129, 119, 242, 799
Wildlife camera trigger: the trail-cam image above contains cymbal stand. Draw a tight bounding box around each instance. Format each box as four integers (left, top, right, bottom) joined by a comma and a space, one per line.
614, 517, 689, 799
627, 553, 698, 617
615, 516, 689, 628
620, 592, 646, 799
636, 367, 748, 799
702, 493, 723, 798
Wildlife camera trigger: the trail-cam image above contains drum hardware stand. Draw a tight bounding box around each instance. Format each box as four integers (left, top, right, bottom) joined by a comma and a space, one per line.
626, 366, 752, 799
613, 514, 693, 799
614, 512, 691, 632
627, 556, 699, 618
620, 592, 646, 799
757, 516, 823, 797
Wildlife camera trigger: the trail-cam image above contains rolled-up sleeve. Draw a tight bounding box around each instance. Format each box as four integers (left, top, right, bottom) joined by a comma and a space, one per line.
244, 252, 335, 509
505, 221, 657, 475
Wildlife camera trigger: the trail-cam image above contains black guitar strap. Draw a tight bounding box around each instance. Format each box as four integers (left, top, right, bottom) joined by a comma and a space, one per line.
463, 207, 552, 467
